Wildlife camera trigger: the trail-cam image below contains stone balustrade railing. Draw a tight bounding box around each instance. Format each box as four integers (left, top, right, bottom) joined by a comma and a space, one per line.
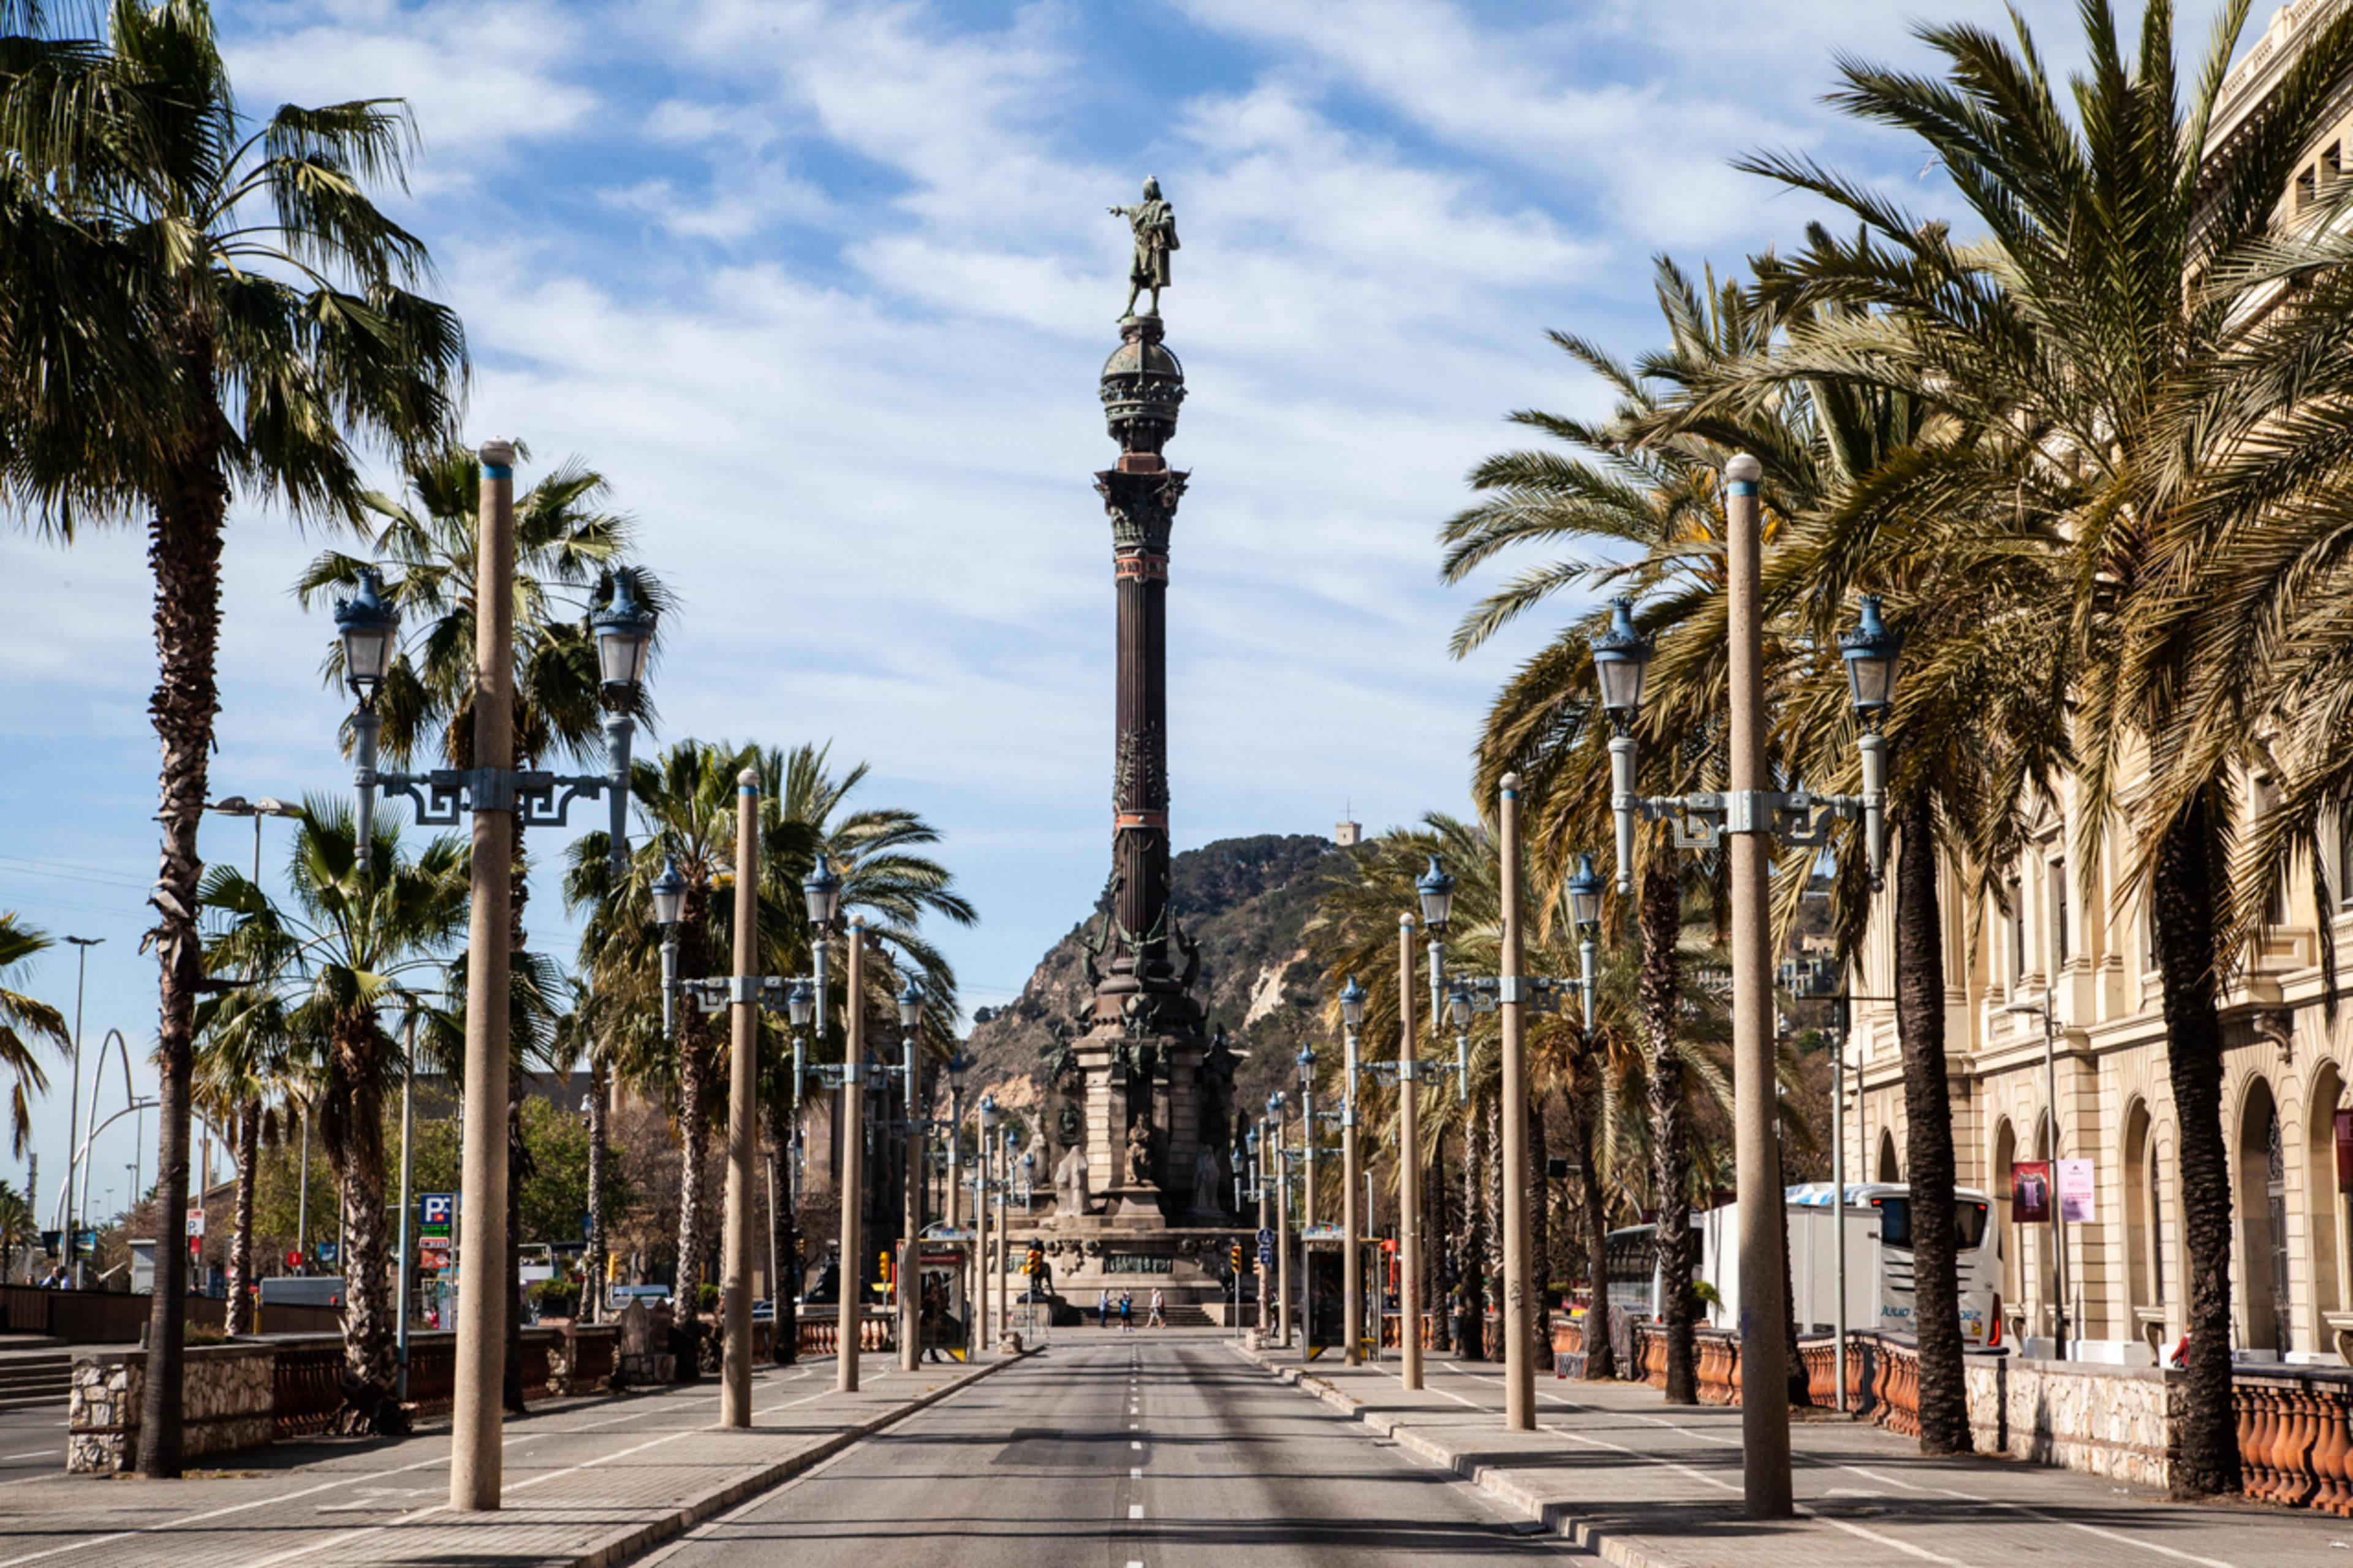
795, 1311, 896, 1357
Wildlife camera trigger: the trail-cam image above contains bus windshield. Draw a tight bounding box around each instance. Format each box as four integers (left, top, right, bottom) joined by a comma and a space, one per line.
1871, 1196, 1990, 1251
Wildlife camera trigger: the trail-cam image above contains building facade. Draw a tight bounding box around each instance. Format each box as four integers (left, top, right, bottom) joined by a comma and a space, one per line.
1846, 0, 2353, 1365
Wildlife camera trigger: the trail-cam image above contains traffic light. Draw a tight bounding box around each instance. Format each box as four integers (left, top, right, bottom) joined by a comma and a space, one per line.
1023, 1242, 1042, 1276
1228, 1243, 1245, 1274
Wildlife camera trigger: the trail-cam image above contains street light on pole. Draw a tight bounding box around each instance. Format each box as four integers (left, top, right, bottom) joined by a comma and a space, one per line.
1590, 458, 1898, 1521
57, 936, 100, 1280
896, 974, 925, 1374
1338, 975, 1366, 1367
2006, 989, 2070, 1361
332, 444, 657, 1513
977, 1092, 998, 1357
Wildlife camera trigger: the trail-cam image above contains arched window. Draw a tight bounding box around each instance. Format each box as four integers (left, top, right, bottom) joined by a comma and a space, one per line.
2240, 1078, 2290, 1354
1876, 1129, 1900, 1183
2308, 1064, 2349, 1330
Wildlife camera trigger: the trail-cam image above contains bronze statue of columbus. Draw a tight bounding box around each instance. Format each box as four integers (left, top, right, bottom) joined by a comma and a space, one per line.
1108, 176, 1178, 319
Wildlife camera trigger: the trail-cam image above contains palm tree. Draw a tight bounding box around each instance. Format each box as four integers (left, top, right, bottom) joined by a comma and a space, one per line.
1441, 260, 1781, 1403
202, 801, 467, 1430
0, 914, 69, 1157
1734, 0, 2353, 1491
0, 2, 464, 1474
565, 740, 974, 1332
0, 1182, 34, 1284
193, 987, 300, 1336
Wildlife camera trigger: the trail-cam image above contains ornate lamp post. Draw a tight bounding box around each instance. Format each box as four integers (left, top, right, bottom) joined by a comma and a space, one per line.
976, 1093, 998, 1357
1265, 1090, 1292, 1347
332, 449, 656, 1512
1590, 455, 1897, 1520
896, 975, 926, 1373
1338, 976, 1367, 1365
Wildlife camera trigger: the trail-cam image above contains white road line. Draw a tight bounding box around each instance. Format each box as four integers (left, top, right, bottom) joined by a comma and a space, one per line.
0, 1450, 56, 1460
1127, 1503, 1144, 1519
1131, 1440, 1142, 1450
1131, 1466, 1142, 1477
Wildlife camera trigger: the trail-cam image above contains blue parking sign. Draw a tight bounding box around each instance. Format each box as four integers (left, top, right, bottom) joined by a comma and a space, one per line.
420, 1194, 455, 1234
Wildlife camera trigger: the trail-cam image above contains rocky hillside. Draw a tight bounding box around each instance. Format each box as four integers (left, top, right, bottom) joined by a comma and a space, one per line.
964, 833, 1344, 1121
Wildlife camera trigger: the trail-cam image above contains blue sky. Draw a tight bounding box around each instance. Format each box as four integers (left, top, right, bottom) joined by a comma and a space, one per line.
0, 0, 2249, 1227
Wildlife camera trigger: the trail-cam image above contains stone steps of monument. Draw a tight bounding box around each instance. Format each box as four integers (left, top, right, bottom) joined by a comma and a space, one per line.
1158, 1303, 1211, 1327
0, 1353, 70, 1408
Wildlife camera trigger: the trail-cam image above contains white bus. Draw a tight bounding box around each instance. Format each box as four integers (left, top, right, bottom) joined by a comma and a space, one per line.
1603, 1183, 2004, 1348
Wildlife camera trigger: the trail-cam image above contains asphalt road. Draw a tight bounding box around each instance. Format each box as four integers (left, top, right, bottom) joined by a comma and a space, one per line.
0, 1402, 65, 1488
648, 1330, 1574, 1567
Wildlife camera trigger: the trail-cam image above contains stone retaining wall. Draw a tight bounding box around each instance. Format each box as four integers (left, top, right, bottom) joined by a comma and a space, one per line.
70, 1343, 276, 1474
1965, 1353, 2177, 1488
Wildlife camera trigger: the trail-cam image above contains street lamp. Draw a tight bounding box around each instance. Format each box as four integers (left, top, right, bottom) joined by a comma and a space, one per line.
2006, 990, 2070, 1361
336, 562, 652, 877
1335, 975, 1367, 1366
1267, 1089, 1292, 1347
207, 795, 302, 885
651, 857, 688, 1034
977, 1092, 999, 1357
327, 446, 663, 1511
1584, 459, 1899, 1520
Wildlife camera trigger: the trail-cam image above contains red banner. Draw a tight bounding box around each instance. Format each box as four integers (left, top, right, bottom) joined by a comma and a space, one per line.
2012, 1160, 2052, 1224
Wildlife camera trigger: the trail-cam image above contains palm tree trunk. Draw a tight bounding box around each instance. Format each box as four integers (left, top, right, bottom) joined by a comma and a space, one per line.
1461, 1115, 1487, 1359
1640, 859, 1697, 1404
585, 1061, 607, 1326
502, 1078, 526, 1413
225, 1099, 259, 1336
1530, 1096, 1552, 1325
2154, 794, 2238, 1498
325, 1012, 401, 1431
1568, 1056, 1616, 1380
676, 1028, 711, 1303
763, 1098, 798, 1365
503, 821, 528, 1413
1483, 1088, 1504, 1358
138, 373, 230, 1480
1895, 793, 1970, 1453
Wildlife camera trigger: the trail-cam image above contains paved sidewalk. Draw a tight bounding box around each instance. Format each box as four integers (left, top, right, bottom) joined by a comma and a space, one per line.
0, 1355, 1012, 1568
1240, 1343, 2353, 1568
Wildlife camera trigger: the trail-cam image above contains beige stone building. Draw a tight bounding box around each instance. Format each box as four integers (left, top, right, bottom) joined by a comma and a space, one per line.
1846, 0, 2353, 1366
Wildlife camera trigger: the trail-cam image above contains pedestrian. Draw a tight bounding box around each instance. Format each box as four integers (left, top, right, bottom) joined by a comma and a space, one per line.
1120, 1290, 1134, 1334
1147, 1287, 1166, 1328
1099, 1287, 1112, 1330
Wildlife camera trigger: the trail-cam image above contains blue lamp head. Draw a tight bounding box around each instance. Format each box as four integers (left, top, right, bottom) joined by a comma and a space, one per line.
1589, 595, 1652, 732
1839, 594, 1903, 729
1415, 855, 1456, 932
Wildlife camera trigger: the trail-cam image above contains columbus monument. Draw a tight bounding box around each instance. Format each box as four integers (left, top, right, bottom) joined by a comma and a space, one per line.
1012, 184, 1245, 1313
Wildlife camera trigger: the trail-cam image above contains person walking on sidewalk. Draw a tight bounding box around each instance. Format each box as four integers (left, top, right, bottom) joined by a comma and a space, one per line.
1147, 1287, 1166, 1328
1119, 1290, 1134, 1333
1099, 1288, 1112, 1329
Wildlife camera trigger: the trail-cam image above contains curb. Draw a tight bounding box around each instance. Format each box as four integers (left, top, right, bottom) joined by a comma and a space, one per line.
583, 1351, 1030, 1568
1229, 1340, 1681, 1568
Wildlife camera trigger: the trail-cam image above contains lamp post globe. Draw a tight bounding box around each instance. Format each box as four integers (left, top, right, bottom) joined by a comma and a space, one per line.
333, 567, 400, 708
947, 1051, 971, 1094
1296, 1046, 1316, 1091
1567, 854, 1605, 934
802, 853, 843, 928
978, 1093, 999, 1136
650, 857, 688, 929
896, 977, 924, 1031
1838, 593, 1903, 725
1589, 595, 1652, 730
589, 569, 657, 700
784, 978, 814, 1031
1415, 856, 1455, 933
1338, 974, 1366, 1033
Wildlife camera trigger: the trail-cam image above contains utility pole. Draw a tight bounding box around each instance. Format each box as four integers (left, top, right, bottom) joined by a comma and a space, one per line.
1724, 453, 1794, 1518
1498, 773, 1535, 1430
720, 768, 761, 1428
61, 936, 99, 1284
1340, 985, 1363, 1367
450, 439, 518, 1513
836, 919, 866, 1392
1397, 914, 1423, 1391
900, 1004, 922, 1374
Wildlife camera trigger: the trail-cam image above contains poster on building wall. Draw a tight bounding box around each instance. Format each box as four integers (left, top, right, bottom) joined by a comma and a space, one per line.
2012, 1160, 2052, 1223
2056, 1157, 2095, 1222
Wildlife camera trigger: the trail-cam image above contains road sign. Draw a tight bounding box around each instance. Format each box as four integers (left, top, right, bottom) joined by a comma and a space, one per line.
316, 1240, 340, 1265
419, 1193, 455, 1235
419, 1238, 451, 1271
185, 1206, 205, 1238
285, 1249, 302, 1269
1257, 1227, 1275, 1268
1302, 1223, 1343, 1241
